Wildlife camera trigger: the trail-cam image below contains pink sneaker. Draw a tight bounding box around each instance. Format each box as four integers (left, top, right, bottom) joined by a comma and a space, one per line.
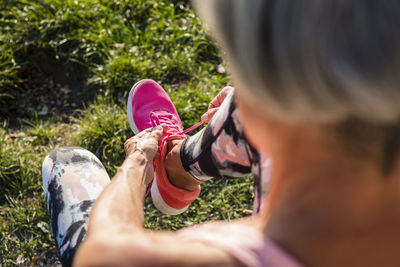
127, 79, 201, 215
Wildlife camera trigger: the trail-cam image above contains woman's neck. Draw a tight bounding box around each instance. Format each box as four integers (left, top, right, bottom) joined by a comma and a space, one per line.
261, 128, 400, 267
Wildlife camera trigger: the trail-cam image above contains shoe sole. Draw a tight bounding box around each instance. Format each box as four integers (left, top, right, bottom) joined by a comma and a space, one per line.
150, 174, 189, 215
127, 79, 189, 215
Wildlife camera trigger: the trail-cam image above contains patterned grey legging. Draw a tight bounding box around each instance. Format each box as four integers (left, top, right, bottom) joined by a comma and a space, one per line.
42, 91, 268, 267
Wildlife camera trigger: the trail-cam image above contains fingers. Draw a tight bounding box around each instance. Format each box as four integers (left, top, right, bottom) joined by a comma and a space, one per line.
124, 126, 163, 153
132, 126, 163, 143
134, 127, 153, 138
202, 86, 234, 123
208, 86, 234, 109
150, 125, 163, 140
201, 107, 218, 123
124, 135, 136, 149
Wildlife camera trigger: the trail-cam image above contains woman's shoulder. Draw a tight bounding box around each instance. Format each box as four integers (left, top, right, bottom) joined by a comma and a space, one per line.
178, 221, 303, 267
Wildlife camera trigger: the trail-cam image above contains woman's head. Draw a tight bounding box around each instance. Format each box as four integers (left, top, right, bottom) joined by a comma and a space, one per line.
195, 0, 400, 124
194, 0, 400, 175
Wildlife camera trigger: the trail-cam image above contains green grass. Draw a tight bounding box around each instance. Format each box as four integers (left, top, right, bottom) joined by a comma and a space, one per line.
0, 1, 254, 266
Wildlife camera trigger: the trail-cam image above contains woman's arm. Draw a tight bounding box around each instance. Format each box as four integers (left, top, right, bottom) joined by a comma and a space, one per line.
73, 127, 236, 267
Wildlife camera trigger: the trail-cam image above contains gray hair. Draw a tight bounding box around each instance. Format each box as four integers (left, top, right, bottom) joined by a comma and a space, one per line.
194, 0, 400, 124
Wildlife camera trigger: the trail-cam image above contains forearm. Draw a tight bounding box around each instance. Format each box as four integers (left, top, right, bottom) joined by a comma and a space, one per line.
87, 153, 149, 236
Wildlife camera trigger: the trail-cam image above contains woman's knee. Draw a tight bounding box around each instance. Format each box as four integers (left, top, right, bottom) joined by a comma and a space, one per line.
42, 147, 104, 186
44, 147, 99, 165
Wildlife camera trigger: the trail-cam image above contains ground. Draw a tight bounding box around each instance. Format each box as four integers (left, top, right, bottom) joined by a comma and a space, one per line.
0, 1, 254, 266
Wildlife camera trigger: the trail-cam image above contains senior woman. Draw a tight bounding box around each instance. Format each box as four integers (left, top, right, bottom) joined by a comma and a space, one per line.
42, 0, 400, 266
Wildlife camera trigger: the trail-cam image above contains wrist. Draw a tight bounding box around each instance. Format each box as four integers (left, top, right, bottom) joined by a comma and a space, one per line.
114, 165, 147, 201
125, 151, 151, 165
120, 152, 151, 190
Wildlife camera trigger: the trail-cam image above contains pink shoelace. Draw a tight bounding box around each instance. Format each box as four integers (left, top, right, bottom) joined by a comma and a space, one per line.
145, 111, 205, 196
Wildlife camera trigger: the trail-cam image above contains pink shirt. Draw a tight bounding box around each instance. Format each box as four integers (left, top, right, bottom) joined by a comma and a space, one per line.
178, 222, 303, 267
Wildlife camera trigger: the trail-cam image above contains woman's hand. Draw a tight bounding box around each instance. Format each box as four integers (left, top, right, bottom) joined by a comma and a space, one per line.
124, 125, 163, 159
123, 125, 164, 184
201, 86, 233, 123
